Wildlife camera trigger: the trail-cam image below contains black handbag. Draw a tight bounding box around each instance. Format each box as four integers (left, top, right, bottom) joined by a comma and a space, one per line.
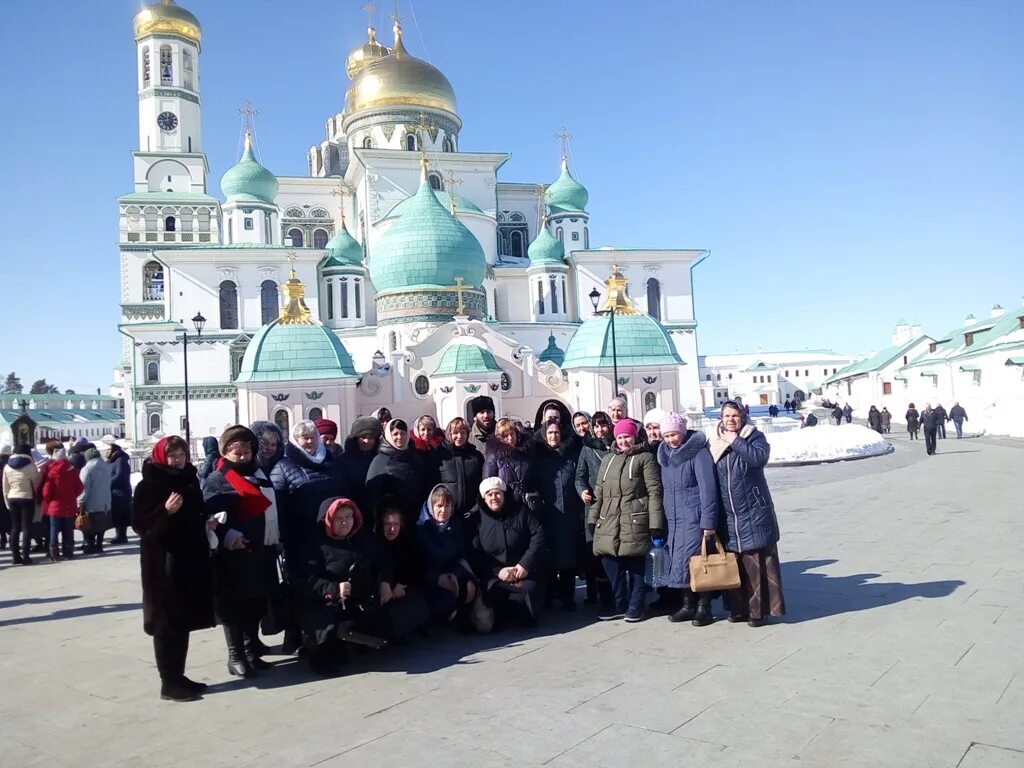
260, 554, 293, 636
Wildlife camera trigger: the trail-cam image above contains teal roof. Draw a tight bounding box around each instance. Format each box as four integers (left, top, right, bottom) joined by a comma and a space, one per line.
562, 312, 683, 370
537, 334, 565, 366
236, 320, 357, 382
118, 191, 220, 205
544, 158, 589, 214
321, 225, 362, 268
825, 336, 925, 383
369, 175, 486, 296
384, 189, 483, 218
527, 227, 565, 266
220, 136, 279, 204
432, 343, 502, 376
1007, 356, 1024, 366
744, 361, 771, 372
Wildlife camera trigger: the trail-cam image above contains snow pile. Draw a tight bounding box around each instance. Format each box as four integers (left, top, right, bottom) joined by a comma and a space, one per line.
765, 424, 891, 465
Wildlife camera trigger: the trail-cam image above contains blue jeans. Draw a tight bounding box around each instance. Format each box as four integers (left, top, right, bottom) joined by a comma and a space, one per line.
954, 420, 963, 438
601, 555, 649, 616
49, 516, 75, 556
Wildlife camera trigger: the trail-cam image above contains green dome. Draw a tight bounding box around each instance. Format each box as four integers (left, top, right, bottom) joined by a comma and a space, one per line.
236, 320, 357, 382
321, 225, 362, 268
538, 334, 565, 367
545, 157, 588, 214
221, 134, 279, 204
562, 312, 682, 370
432, 342, 502, 376
384, 189, 483, 218
527, 226, 565, 266
369, 174, 486, 296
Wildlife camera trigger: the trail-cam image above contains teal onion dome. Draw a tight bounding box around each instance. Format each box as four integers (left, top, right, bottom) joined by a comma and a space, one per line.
538, 334, 566, 367
369, 169, 486, 295
384, 189, 483, 218
236, 321, 357, 382
527, 225, 565, 266
432, 342, 502, 376
221, 133, 279, 204
544, 156, 588, 214
321, 223, 362, 268
562, 313, 682, 369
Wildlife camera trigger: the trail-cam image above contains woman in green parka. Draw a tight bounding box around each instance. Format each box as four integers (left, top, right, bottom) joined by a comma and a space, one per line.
589, 419, 664, 622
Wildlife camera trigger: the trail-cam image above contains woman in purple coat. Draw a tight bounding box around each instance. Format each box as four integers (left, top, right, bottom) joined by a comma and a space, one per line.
657, 413, 720, 627
483, 418, 532, 506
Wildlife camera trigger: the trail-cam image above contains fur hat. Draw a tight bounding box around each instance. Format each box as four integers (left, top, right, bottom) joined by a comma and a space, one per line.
469, 395, 495, 416
613, 419, 638, 439
349, 416, 382, 438
479, 476, 507, 496
219, 425, 257, 456
314, 418, 338, 438
661, 412, 687, 436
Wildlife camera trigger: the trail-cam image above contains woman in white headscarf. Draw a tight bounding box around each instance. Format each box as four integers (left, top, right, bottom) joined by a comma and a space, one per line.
365, 419, 428, 527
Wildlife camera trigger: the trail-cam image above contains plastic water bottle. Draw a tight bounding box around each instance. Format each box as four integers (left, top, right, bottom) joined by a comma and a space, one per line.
645, 538, 670, 588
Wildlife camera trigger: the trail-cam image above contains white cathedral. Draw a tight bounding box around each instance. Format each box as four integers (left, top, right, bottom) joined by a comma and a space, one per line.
114, 0, 708, 445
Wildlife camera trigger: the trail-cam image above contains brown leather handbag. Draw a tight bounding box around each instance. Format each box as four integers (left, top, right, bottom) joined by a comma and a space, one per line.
689, 534, 741, 592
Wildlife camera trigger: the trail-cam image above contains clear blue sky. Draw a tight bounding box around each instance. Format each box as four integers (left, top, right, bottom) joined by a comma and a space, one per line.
0, 1, 1020, 392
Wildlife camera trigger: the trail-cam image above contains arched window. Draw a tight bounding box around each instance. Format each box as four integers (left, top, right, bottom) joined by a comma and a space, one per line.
510, 230, 524, 259
219, 280, 239, 329
308, 407, 323, 421
146, 361, 159, 384
442, 137, 453, 152
362, 136, 373, 149
313, 228, 329, 249
148, 412, 161, 435
354, 279, 362, 318
644, 391, 657, 412
326, 279, 334, 320
388, 331, 397, 352
164, 216, 176, 232
310, 208, 329, 219
646, 278, 662, 321
274, 409, 290, 435
584, 226, 589, 249
182, 50, 193, 89
260, 280, 278, 324
428, 172, 443, 191
159, 45, 173, 85
550, 277, 559, 314
536, 280, 545, 316
555, 227, 563, 242
143, 261, 164, 301
405, 133, 417, 151
142, 47, 151, 87
285, 208, 304, 218
287, 228, 304, 247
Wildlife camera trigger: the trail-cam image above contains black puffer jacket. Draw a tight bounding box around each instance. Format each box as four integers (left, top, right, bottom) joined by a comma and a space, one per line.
437, 440, 484, 519
365, 443, 427, 525
527, 435, 583, 570
470, 497, 546, 582
270, 444, 347, 559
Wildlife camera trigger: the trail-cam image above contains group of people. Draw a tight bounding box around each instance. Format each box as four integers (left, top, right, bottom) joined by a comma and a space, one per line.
0, 438, 132, 564
866, 406, 893, 434
905, 402, 967, 454
829, 403, 855, 425
118, 395, 785, 702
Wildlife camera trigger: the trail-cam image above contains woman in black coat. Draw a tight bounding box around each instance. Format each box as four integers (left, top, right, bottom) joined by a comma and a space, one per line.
483, 418, 532, 506
132, 436, 214, 702
526, 421, 583, 611
203, 426, 281, 679
373, 502, 431, 639
436, 417, 484, 528
471, 477, 546, 628
295, 497, 382, 676
365, 419, 427, 527
340, 416, 381, 514
574, 411, 614, 608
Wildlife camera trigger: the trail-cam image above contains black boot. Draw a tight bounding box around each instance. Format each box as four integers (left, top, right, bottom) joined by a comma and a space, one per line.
243, 625, 271, 671
160, 679, 200, 702
48, 546, 60, 563
668, 589, 697, 623
224, 625, 256, 678
691, 595, 713, 627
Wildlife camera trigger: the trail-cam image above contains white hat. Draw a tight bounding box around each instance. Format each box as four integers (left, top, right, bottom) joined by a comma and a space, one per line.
643, 408, 667, 427
479, 476, 507, 496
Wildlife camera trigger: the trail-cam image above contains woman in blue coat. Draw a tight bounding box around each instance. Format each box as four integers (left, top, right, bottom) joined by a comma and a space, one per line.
657, 413, 720, 627
709, 401, 785, 627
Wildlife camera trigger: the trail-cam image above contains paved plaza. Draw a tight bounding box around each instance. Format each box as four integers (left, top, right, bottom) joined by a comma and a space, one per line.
1, 431, 1022, 767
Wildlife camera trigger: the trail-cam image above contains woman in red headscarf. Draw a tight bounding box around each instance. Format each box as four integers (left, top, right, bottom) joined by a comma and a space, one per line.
132, 435, 214, 702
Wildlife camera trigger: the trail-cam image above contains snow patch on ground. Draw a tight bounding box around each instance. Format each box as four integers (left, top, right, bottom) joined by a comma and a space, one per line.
765, 424, 891, 465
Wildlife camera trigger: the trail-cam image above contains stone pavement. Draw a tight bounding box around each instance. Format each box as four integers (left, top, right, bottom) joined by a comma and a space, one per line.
1, 431, 1022, 767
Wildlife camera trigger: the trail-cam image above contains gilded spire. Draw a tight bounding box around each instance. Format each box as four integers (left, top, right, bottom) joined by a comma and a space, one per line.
278, 253, 313, 324
599, 265, 639, 315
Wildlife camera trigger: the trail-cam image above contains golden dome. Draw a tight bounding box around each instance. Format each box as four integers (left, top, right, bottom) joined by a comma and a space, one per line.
346, 27, 391, 78
134, 0, 201, 47
344, 23, 458, 117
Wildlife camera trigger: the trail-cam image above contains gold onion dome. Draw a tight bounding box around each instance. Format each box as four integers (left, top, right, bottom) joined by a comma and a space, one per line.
344, 22, 458, 118
346, 27, 392, 78
134, 0, 201, 47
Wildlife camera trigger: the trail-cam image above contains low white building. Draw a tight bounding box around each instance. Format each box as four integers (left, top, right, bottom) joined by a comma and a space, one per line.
698, 350, 853, 408
0, 394, 125, 446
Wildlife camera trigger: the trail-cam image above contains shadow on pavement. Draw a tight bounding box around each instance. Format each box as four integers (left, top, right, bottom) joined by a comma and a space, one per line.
0, 602, 143, 628
779, 559, 964, 623
0, 595, 82, 610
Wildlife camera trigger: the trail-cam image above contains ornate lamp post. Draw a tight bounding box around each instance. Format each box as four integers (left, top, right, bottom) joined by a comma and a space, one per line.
181, 312, 206, 449
589, 283, 620, 399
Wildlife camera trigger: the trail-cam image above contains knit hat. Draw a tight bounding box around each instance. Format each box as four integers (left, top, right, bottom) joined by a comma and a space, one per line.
661, 412, 687, 436
219, 424, 257, 455
349, 416, 382, 438
613, 419, 638, 438
479, 476, 507, 495
643, 408, 667, 427
469, 395, 495, 416
314, 418, 338, 438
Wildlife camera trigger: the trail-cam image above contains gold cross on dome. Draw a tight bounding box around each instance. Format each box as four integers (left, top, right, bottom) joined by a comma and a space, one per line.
286, 251, 298, 274
389, 0, 403, 26
362, 1, 375, 25
447, 277, 469, 316
444, 171, 463, 213
555, 127, 572, 160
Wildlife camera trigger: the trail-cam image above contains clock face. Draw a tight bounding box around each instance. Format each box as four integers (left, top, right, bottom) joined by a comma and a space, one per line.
157, 111, 179, 132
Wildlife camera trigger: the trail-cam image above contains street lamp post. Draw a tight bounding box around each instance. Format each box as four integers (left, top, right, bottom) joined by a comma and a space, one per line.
181, 312, 207, 451
588, 286, 620, 400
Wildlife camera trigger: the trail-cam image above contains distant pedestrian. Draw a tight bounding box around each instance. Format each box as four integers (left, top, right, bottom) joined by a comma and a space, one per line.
783, 399, 792, 413
905, 403, 920, 440
832, 406, 843, 426
842, 404, 853, 423
949, 402, 968, 439
934, 404, 948, 439
880, 407, 892, 434
920, 404, 940, 455
79, 445, 113, 553
803, 413, 818, 428
867, 406, 882, 434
